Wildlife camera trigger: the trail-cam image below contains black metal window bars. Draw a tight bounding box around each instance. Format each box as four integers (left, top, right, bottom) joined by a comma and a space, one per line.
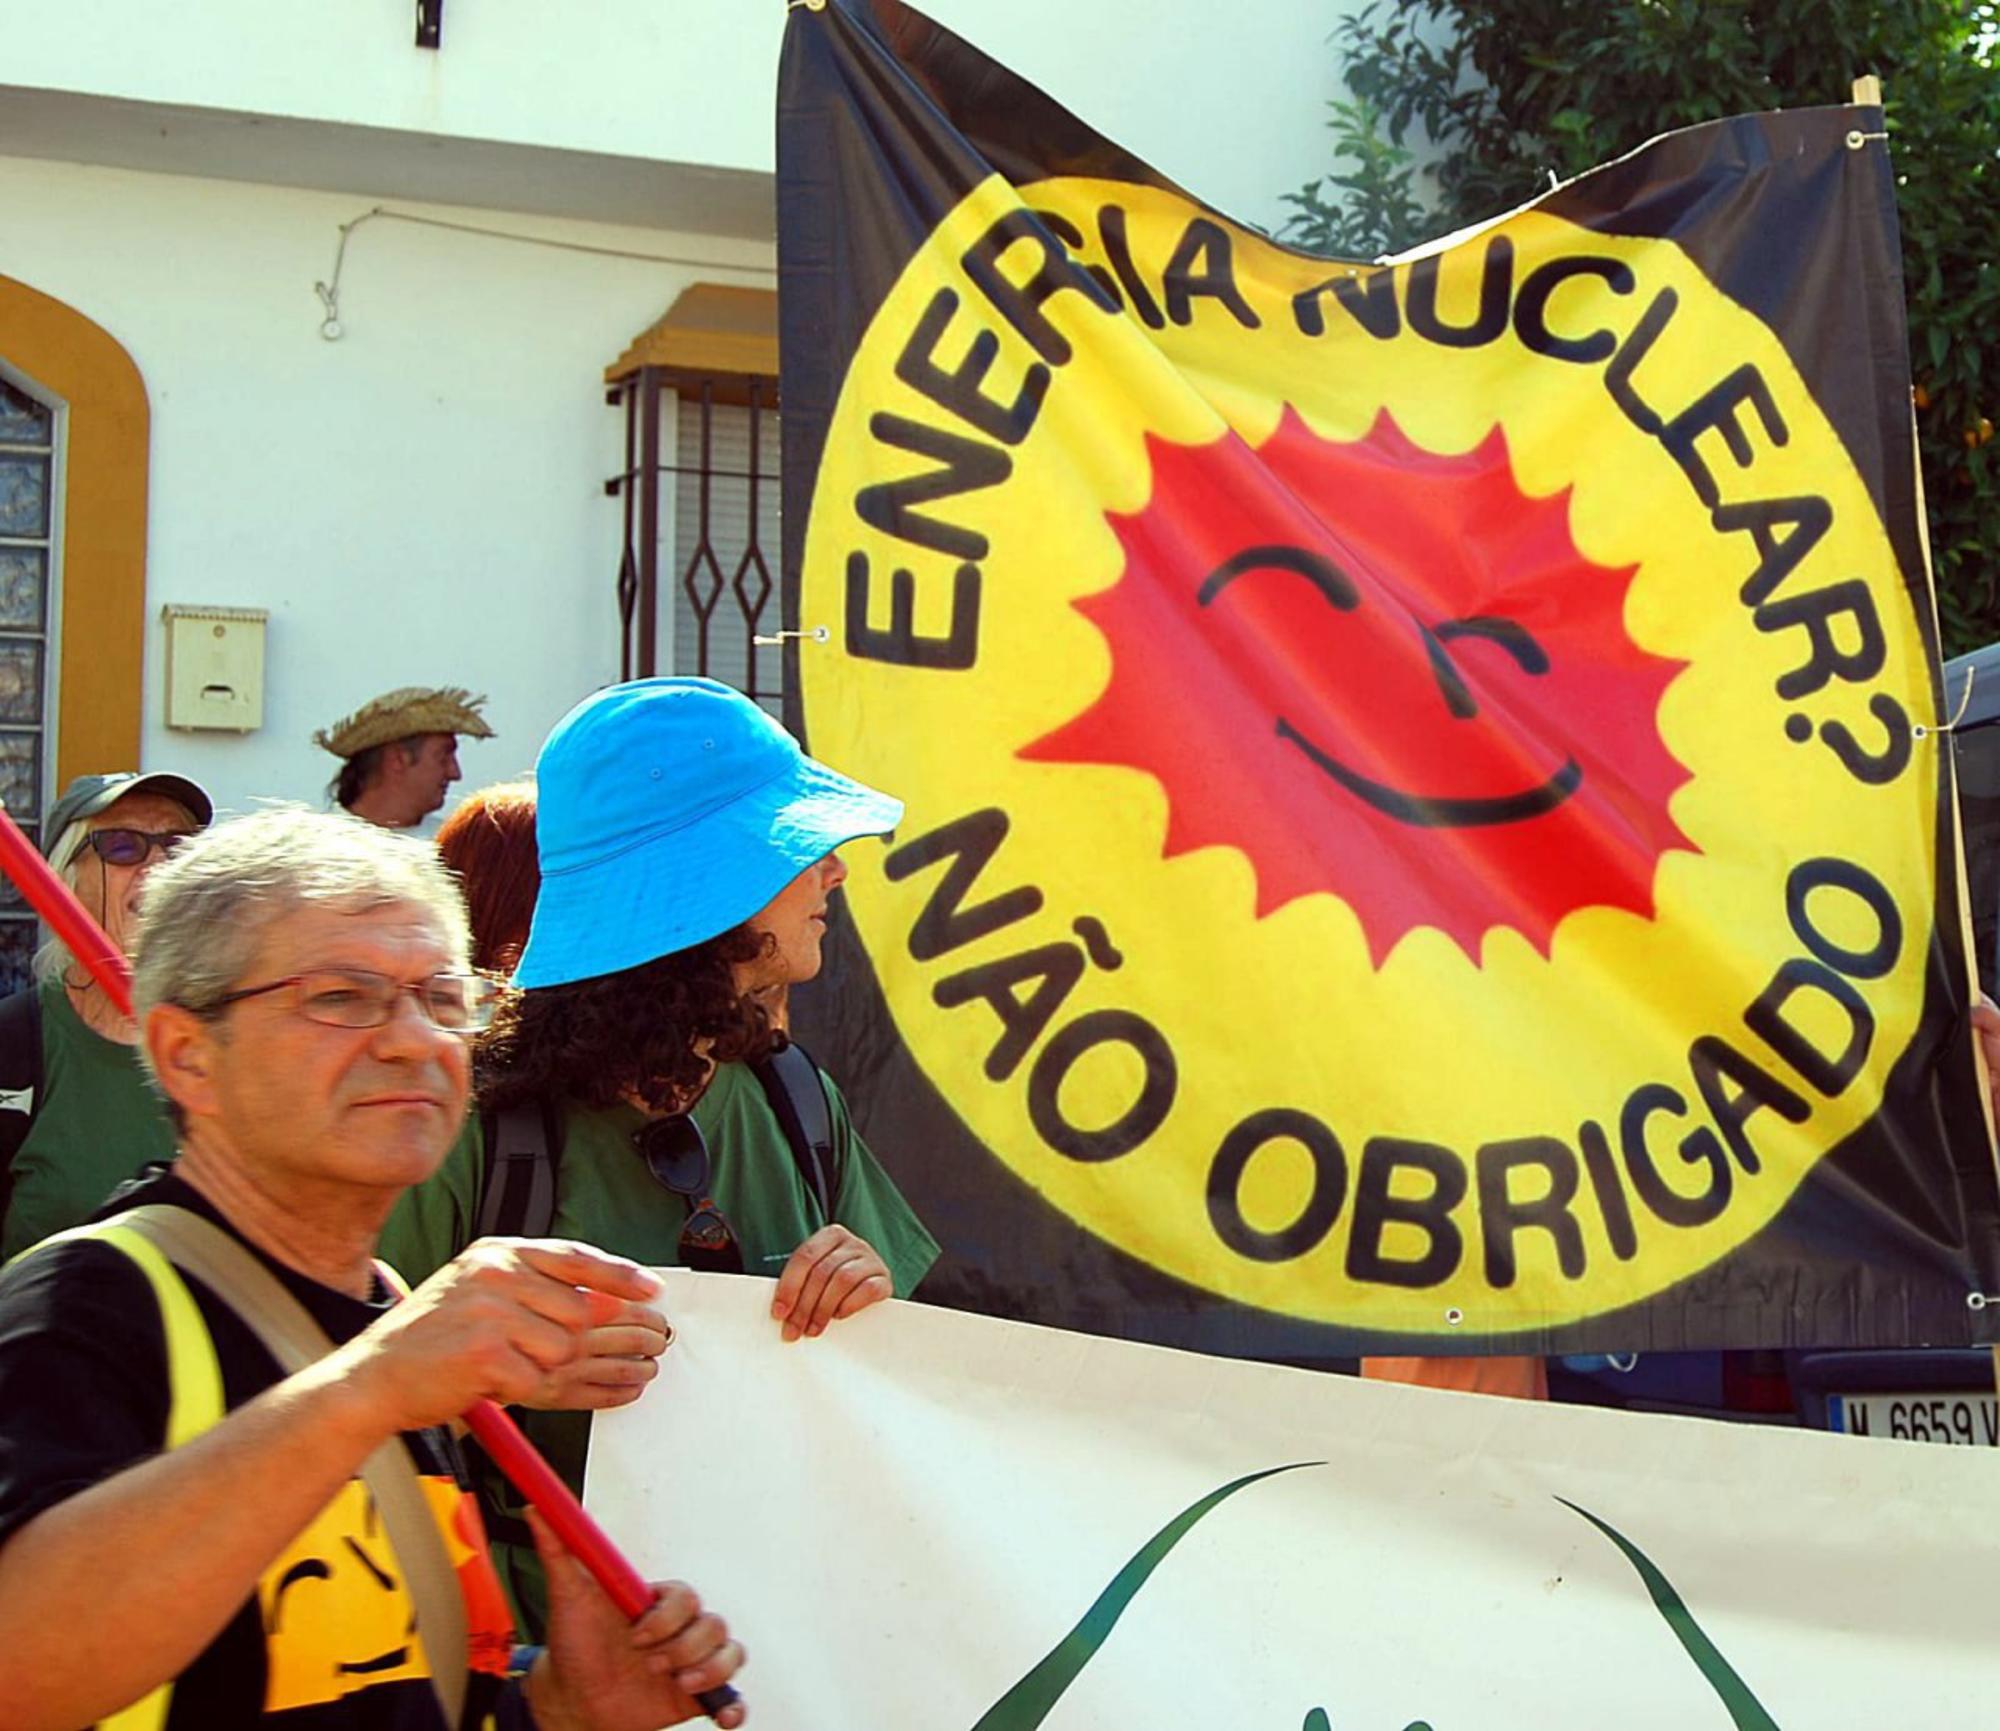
605, 369, 782, 712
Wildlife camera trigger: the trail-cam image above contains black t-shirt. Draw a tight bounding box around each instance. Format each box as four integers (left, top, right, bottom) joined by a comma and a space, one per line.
0, 1169, 526, 1729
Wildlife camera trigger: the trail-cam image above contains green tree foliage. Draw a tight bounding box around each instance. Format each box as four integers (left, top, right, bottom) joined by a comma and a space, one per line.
1284, 2, 2000, 652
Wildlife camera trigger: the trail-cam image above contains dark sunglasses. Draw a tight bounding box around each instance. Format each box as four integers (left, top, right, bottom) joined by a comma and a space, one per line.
86, 827, 193, 867
632, 1115, 744, 1275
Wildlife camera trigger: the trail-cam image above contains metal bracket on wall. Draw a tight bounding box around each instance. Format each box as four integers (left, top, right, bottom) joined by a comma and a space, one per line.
416, 0, 443, 49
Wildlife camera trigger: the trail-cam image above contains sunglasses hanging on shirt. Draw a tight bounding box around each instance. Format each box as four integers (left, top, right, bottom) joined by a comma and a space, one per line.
632, 1114, 745, 1275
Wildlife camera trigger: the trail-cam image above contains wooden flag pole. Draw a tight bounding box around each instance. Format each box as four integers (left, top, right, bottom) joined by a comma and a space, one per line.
1852, 73, 1883, 107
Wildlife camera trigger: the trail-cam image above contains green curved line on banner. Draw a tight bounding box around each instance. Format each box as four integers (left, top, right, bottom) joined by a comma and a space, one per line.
1305, 1714, 1438, 1731
970, 1461, 1321, 1731
1559, 1498, 1781, 1729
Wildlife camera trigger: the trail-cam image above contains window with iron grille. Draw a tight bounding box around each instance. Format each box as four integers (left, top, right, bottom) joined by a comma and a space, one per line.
672, 384, 782, 716
0, 371, 58, 995
608, 370, 783, 717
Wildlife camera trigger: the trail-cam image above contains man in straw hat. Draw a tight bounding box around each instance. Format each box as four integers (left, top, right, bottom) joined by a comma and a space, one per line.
316, 687, 494, 830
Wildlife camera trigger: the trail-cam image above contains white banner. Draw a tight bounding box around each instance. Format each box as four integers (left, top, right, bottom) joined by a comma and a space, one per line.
587, 1275, 2000, 1728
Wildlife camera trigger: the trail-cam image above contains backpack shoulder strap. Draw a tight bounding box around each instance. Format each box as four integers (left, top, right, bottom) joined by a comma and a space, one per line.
0, 984, 44, 1093
0, 987, 46, 1214
473, 1099, 564, 1241
114, 1204, 470, 1731
750, 1042, 840, 1224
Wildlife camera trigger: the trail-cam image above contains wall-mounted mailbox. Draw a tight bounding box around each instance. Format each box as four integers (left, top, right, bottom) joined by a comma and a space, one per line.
162, 604, 269, 732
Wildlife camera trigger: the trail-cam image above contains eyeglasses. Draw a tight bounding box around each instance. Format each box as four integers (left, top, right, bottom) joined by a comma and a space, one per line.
86, 828, 194, 867
208, 967, 501, 1034
632, 1115, 744, 1275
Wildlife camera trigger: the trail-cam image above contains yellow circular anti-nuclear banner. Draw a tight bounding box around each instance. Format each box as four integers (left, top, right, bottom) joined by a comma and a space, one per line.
799, 176, 1936, 1337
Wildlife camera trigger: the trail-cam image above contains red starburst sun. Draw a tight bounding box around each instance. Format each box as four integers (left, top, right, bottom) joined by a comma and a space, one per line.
1021, 408, 1694, 963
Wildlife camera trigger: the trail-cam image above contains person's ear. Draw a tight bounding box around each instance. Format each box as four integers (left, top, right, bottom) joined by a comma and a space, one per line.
146, 1003, 224, 1122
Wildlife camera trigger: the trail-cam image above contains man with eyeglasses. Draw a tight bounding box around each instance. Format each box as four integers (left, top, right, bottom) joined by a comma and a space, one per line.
0, 807, 746, 1730
0, 770, 214, 1259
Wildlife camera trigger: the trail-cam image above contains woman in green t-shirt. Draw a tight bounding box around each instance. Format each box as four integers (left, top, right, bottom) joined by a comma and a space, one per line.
0, 770, 212, 1260
385, 681, 937, 1634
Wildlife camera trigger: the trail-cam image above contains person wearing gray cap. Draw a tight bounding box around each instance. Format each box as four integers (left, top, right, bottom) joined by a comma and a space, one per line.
0, 770, 213, 1259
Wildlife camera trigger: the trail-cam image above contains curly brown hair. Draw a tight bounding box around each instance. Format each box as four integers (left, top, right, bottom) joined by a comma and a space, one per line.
475, 925, 780, 1115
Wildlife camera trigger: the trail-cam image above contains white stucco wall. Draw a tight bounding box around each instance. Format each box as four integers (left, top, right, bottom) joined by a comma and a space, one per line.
0, 152, 773, 820
0, 0, 1361, 822
3, 0, 1346, 235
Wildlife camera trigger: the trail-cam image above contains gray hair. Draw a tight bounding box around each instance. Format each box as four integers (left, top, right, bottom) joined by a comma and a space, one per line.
131, 805, 470, 1026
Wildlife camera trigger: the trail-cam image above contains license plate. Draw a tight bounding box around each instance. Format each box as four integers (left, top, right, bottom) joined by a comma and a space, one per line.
1828, 1391, 2000, 1446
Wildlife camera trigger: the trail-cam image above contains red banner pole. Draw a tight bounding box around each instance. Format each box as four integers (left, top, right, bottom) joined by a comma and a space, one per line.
0, 805, 133, 1014
0, 802, 737, 1716
461, 1400, 657, 1613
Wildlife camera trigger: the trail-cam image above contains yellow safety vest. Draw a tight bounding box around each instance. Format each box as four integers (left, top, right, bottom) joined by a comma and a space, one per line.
11, 1220, 225, 1731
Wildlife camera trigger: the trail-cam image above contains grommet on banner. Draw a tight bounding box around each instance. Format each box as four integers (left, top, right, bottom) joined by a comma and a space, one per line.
1916, 664, 1978, 742
1966, 1291, 2000, 1311
1444, 1307, 1465, 1327
1845, 128, 1889, 150
752, 624, 832, 647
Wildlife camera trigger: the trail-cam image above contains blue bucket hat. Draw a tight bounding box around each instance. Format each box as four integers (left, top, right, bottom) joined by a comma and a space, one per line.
514, 678, 903, 988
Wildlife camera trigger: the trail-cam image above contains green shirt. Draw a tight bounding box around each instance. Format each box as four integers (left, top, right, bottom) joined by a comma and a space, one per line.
379, 1057, 938, 1636
382, 1059, 938, 1292
0, 980, 181, 1262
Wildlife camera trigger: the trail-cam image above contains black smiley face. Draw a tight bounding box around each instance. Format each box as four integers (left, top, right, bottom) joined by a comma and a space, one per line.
1197, 543, 1582, 829
266, 1530, 414, 1677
